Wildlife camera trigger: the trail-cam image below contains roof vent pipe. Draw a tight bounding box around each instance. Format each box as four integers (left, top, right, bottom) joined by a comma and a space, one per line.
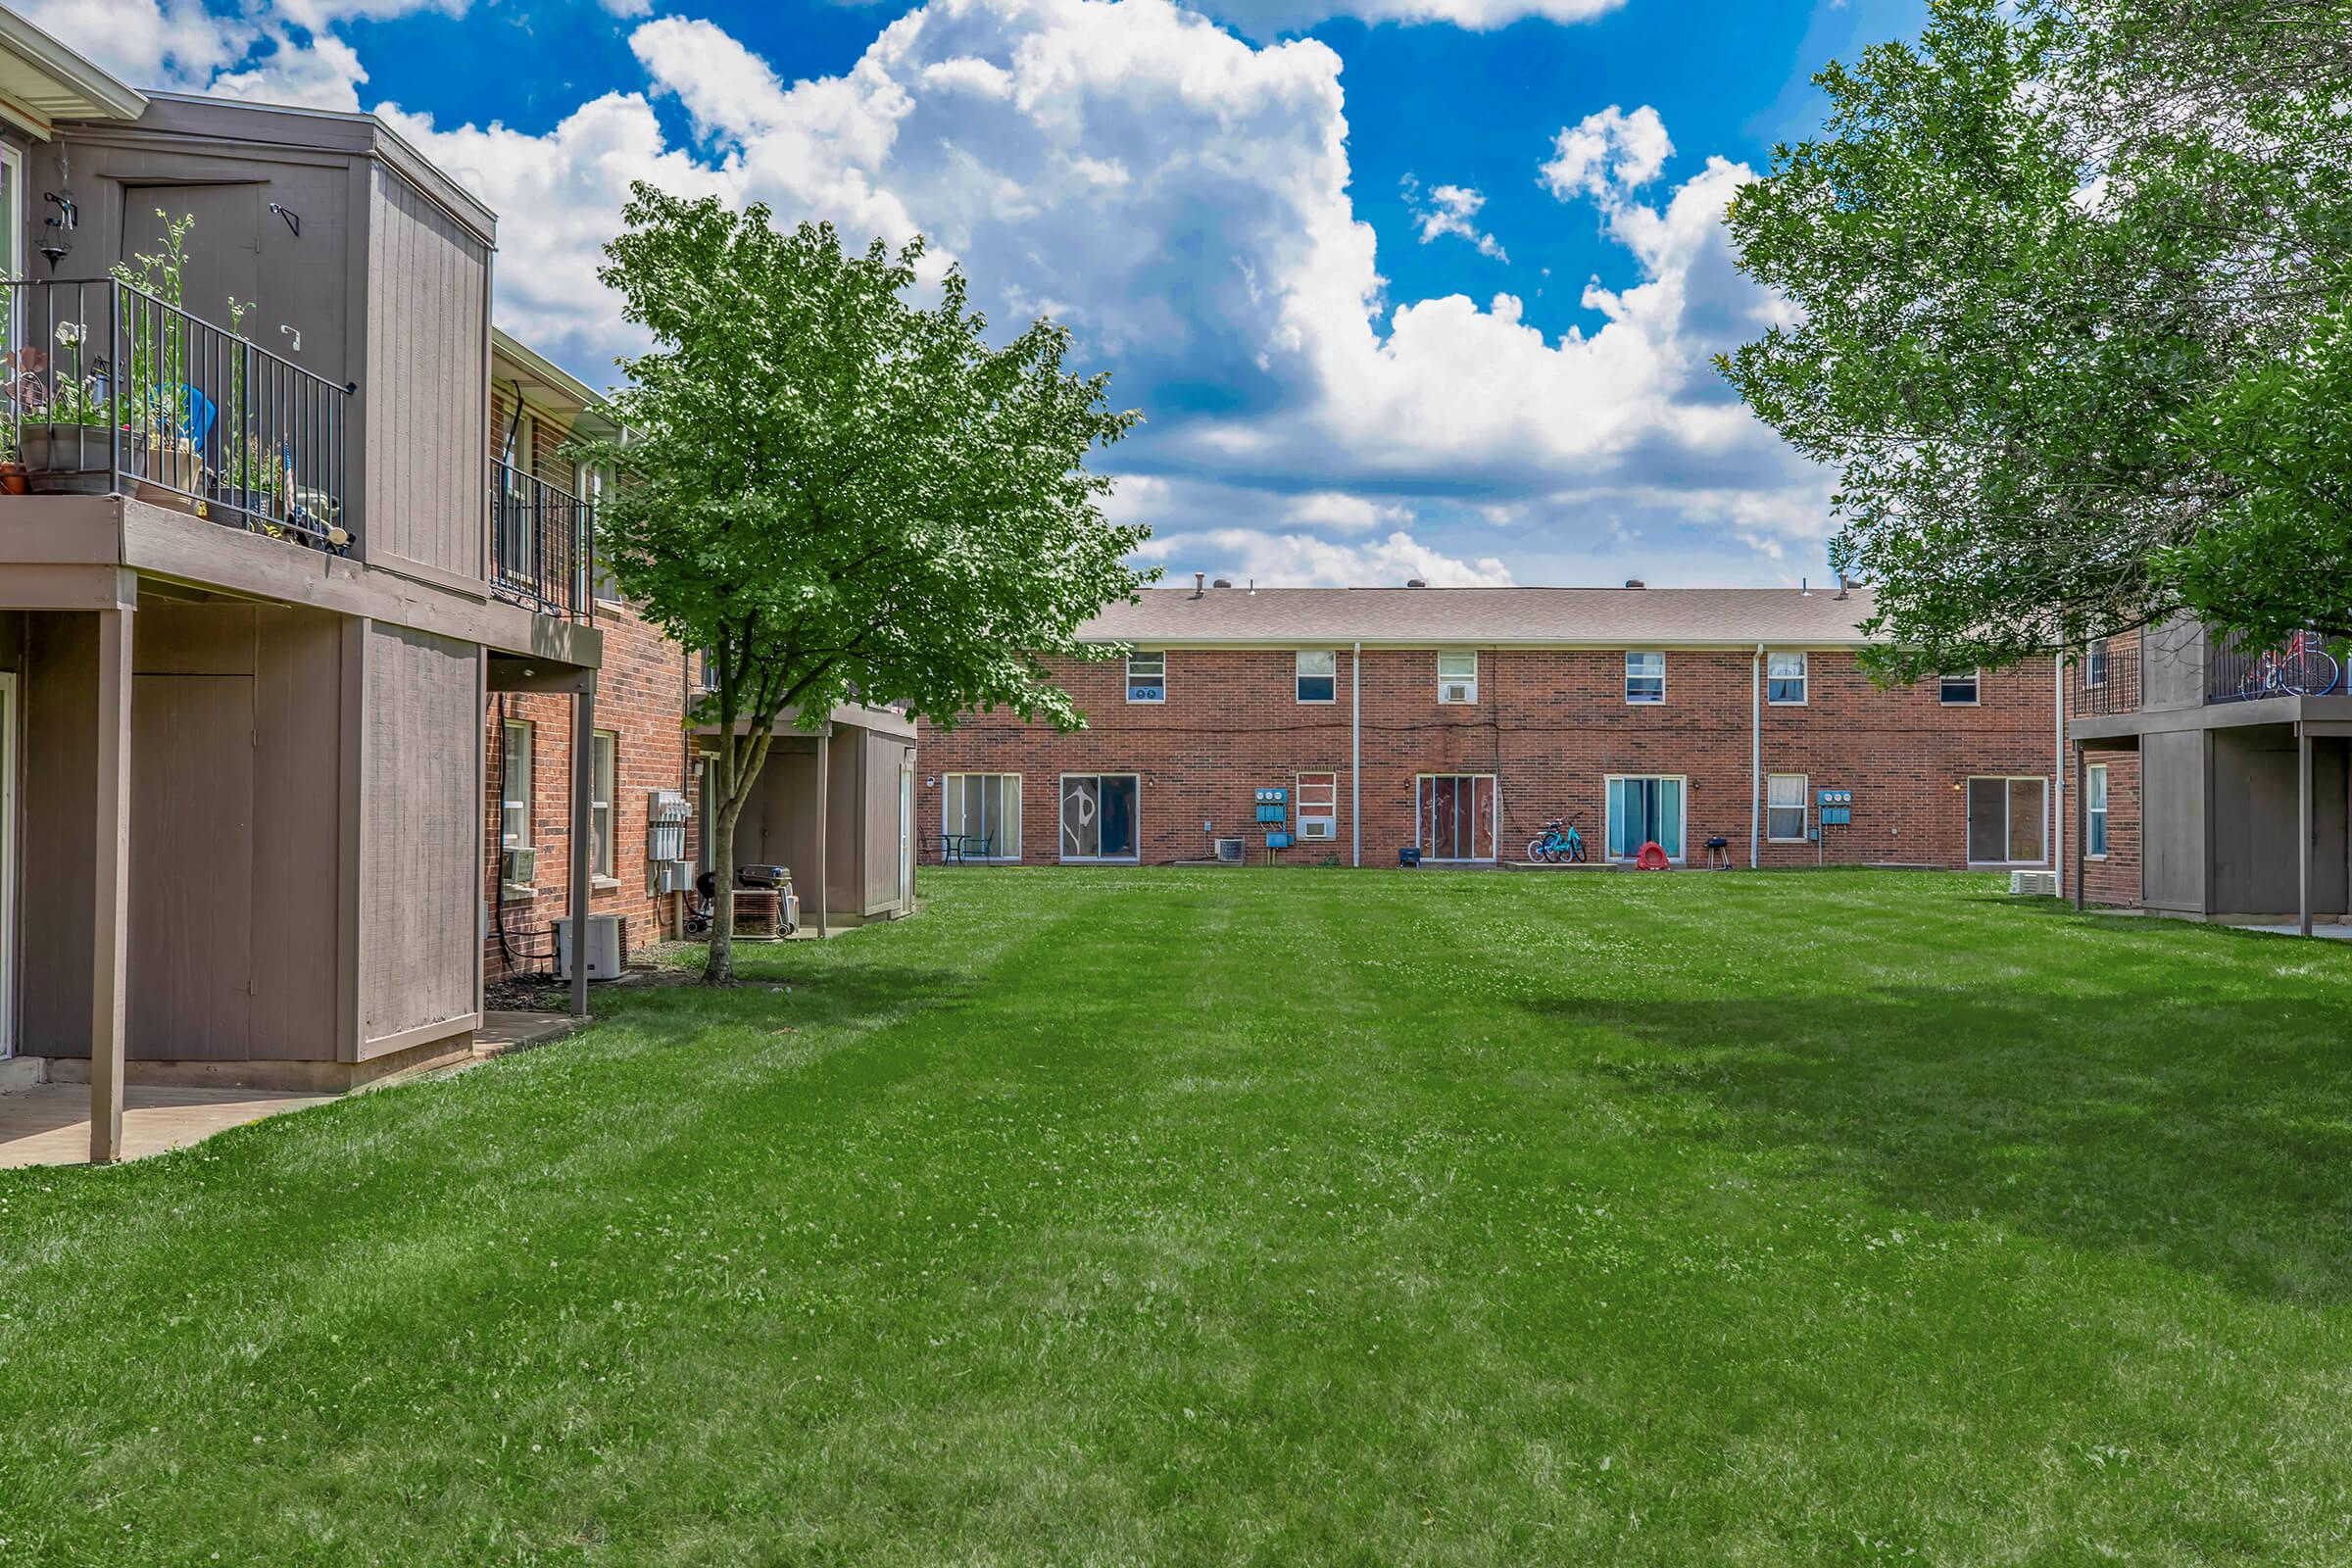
1193, 571, 1205, 599
1801, 577, 1811, 596
1835, 572, 1849, 602
1624, 578, 1645, 589
1405, 577, 1428, 588
1212, 577, 1233, 588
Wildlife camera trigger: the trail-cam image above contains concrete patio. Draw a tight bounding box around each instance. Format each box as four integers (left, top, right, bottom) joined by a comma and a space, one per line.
0, 1084, 334, 1168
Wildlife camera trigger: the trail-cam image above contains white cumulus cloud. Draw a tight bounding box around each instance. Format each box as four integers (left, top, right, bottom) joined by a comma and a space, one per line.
1539, 104, 1673, 205
1400, 176, 1507, 262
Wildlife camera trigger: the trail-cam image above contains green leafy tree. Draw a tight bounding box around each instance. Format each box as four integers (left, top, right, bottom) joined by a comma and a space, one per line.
572, 185, 1152, 983
1719, 0, 2352, 674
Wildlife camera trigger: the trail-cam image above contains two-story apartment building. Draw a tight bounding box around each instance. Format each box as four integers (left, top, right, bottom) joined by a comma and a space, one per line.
918, 580, 2064, 871
0, 18, 606, 1158
2065, 621, 2352, 931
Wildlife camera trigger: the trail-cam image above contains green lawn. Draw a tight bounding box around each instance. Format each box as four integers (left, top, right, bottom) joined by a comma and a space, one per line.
6, 869, 2352, 1564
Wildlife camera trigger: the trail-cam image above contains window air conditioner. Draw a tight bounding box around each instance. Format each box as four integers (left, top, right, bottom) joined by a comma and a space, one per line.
1440, 680, 1475, 705
501, 846, 537, 887
1299, 815, 1336, 840
2008, 869, 2060, 898
1214, 838, 1245, 863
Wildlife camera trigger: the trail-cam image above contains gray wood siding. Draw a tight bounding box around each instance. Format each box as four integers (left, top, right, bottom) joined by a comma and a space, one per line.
2140, 729, 2208, 914
129, 673, 255, 1059
360, 621, 479, 1045
21, 613, 95, 1056
366, 164, 490, 582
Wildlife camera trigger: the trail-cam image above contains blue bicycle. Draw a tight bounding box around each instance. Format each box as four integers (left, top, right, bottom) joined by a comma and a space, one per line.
1528, 817, 1587, 863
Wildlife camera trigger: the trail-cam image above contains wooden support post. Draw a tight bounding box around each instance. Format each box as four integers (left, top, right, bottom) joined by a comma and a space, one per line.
570, 678, 596, 1018
2072, 743, 2086, 911
816, 729, 831, 939
2299, 725, 2314, 938
91, 605, 132, 1165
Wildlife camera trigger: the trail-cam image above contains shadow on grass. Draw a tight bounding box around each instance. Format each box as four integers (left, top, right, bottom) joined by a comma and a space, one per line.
1523, 985, 2352, 1305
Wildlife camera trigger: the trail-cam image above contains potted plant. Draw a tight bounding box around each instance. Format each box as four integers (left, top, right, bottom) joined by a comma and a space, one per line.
17, 321, 116, 493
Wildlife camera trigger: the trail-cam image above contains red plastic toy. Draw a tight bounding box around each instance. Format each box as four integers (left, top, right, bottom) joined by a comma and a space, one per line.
1634, 841, 1671, 870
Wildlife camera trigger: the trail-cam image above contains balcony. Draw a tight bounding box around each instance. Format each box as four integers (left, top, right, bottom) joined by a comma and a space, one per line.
2, 278, 351, 552
2071, 638, 2140, 716
2207, 631, 2346, 705
489, 460, 593, 621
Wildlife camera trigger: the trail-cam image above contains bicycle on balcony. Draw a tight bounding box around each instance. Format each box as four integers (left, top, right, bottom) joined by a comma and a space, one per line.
2240, 631, 2342, 701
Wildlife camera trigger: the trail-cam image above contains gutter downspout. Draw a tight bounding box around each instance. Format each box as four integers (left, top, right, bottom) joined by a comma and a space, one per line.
1351, 640, 1362, 869
1749, 642, 1763, 869
2053, 653, 2066, 897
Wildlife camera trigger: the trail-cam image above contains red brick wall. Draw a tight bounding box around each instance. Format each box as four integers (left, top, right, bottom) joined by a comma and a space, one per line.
917, 648, 2061, 870
483, 607, 698, 978
2060, 632, 2143, 906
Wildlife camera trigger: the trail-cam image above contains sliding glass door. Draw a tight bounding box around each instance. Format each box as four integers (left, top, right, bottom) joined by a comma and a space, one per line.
943, 772, 1021, 860
1967, 776, 2046, 864
1060, 774, 1140, 861
1605, 774, 1687, 860
1417, 774, 1497, 860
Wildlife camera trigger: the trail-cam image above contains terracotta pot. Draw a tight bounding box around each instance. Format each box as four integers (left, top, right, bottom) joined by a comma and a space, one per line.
0, 462, 25, 496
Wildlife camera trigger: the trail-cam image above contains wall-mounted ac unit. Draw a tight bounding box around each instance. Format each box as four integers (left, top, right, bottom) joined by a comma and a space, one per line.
500, 845, 537, 887
2008, 869, 2060, 898
1214, 838, 1245, 863
1439, 680, 1475, 705
1299, 815, 1336, 840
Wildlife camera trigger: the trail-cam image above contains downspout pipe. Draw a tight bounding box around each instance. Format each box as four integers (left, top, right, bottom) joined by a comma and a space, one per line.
1749, 642, 1763, 869
2053, 653, 2066, 898
1351, 640, 1362, 868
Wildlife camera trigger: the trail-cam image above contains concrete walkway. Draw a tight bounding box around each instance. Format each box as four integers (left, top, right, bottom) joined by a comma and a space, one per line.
2244, 922, 2352, 941
0, 1084, 333, 1168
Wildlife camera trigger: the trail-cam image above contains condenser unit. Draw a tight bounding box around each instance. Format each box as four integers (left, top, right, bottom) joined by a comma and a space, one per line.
1298, 815, 1336, 841
1213, 838, 1245, 864
554, 914, 625, 981
2008, 870, 2060, 898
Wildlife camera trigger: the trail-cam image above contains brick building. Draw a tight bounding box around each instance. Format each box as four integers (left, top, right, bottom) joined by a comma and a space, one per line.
918, 581, 2065, 871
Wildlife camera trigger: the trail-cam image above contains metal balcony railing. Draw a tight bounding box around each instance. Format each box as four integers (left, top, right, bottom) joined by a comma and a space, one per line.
2070, 638, 2140, 716
489, 458, 593, 620
2208, 629, 2346, 704
1, 278, 352, 552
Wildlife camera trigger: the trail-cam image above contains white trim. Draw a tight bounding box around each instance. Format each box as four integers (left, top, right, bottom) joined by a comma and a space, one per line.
2085, 761, 2110, 859
1295, 648, 1337, 704
1603, 772, 1690, 861
1765, 771, 1809, 843
1938, 668, 1982, 706
1414, 772, 1498, 861
1057, 771, 1141, 862
1436, 650, 1478, 706
1765, 650, 1808, 706
941, 771, 1023, 862
1965, 774, 2050, 865
1624, 651, 1666, 706
1125, 650, 1165, 705
0, 143, 21, 293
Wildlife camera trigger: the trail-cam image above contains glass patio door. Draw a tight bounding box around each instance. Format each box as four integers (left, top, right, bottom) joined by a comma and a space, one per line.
1060, 774, 1139, 861
1418, 774, 1496, 860
1606, 775, 1686, 859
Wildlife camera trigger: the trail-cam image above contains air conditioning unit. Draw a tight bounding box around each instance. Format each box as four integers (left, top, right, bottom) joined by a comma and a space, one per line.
554, 914, 625, 981
1213, 838, 1245, 863
1440, 680, 1475, 705
1299, 815, 1336, 840
2009, 869, 2060, 898
500, 845, 537, 887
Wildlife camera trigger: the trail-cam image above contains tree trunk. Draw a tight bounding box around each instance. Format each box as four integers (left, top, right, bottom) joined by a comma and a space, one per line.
704, 801, 739, 986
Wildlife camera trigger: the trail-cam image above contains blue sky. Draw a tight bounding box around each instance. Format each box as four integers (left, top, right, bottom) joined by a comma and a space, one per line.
45, 0, 1927, 586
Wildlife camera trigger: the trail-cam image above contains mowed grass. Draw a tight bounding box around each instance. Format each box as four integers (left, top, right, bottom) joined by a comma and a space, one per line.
4, 869, 2352, 1564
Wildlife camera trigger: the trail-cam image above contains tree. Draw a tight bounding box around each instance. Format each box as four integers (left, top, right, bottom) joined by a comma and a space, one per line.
572, 185, 1152, 983
1718, 0, 2352, 675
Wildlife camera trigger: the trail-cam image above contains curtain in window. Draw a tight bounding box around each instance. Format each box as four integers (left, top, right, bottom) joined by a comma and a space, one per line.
1767, 774, 1806, 840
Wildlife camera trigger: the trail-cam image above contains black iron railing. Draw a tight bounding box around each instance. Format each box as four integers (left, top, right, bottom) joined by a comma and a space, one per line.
2070, 637, 2140, 716
489, 458, 592, 620
2207, 629, 2346, 704
1, 278, 352, 552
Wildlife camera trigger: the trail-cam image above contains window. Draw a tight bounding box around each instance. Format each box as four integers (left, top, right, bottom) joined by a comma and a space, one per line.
1126, 651, 1165, 704
1967, 776, 2047, 863
1297, 771, 1338, 839
0, 145, 20, 352
2086, 763, 2109, 858
2084, 644, 2108, 688
1606, 775, 1686, 859
1939, 669, 1981, 705
591, 730, 616, 881
1297, 650, 1337, 704
581, 465, 623, 605
944, 772, 1022, 860
1417, 774, 1496, 859
1437, 652, 1478, 705
1625, 651, 1665, 705
1767, 651, 1808, 705
500, 719, 534, 896
1060, 773, 1139, 860
1767, 773, 1808, 842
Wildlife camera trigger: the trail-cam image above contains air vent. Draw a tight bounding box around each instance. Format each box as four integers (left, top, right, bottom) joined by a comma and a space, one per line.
1439, 680, 1475, 705
2008, 869, 2060, 898
1214, 838, 1245, 863
1299, 815, 1336, 841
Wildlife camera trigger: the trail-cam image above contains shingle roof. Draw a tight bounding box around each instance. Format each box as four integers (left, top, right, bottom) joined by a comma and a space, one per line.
1078, 585, 1879, 647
